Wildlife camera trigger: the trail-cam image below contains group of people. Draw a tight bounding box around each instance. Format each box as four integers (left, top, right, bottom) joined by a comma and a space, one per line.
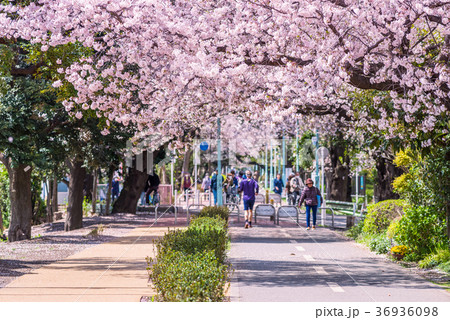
183, 168, 323, 231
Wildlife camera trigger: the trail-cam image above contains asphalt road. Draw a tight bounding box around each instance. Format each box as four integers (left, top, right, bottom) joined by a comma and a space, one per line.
228, 218, 450, 302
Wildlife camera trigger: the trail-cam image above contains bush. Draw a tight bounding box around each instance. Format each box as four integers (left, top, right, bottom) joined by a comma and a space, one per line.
0, 164, 10, 232
346, 219, 365, 240
418, 248, 450, 269
368, 234, 391, 254
190, 216, 228, 232
198, 206, 229, 222
362, 200, 404, 235
155, 219, 228, 264
148, 249, 229, 302
396, 205, 448, 258
148, 215, 231, 302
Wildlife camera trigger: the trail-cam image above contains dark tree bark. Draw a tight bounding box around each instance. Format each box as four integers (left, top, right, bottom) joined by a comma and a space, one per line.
65, 159, 87, 231
83, 173, 93, 202
52, 178, 58, 216
328, 143, 351, 202
46, 179, 53, 223
7, 164, 33, 242
91, 170, 98, 214
112, 167, 147, 214
105, 169, 114, 215
373, 156, 403, 202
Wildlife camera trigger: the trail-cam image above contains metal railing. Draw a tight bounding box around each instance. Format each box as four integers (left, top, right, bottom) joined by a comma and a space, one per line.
276, 205, 299, 225
319, 206, 336, 228
155, 204, 178, 224
254, 204, 276, 224
186, 204, 206, 224
224, 203, 240, 222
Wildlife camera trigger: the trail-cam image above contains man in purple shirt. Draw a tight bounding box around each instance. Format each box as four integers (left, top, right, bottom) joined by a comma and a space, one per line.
239, 170, 259, 229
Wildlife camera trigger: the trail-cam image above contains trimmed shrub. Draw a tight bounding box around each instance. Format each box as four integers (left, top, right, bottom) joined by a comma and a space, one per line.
149, 249, 229, 302
155, 220, 228, 264
198, 206, 229, 222
363, 200, 404, 235
190, 216, 228, 232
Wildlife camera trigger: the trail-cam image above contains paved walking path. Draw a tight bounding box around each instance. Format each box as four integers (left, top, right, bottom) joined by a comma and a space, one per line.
228, 219, 450, 302
0, 222, 175, 302
1, 210, 449, 303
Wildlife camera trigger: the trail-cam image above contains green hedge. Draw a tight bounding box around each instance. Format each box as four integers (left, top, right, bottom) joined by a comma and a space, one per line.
147, 215, 230, 301
197, 206, 230, 222
149, 249, 228, 302
363, 200, 404, 235
154, 222, 228, 264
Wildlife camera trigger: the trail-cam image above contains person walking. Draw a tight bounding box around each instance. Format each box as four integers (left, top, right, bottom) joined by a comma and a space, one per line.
201, 174, 211, 192
298, 178, 323, 230
273, 173, 284, 196
223, 173, 234, 203
286, 174, 295, 205
112, 177, 120, 201
239, 170, 259, 229
181, 172, 193, 201
210, 170, 218, 205
291, 172, 304, 205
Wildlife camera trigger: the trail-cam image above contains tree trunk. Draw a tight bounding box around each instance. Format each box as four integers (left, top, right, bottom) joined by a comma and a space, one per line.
7, 164, 33, 242
46, 179, 53, 223
52, 178, 58, 216
182, 149, 192, 176
83, 173, 93, 202
92, 169, 98, 214
374, 156, 403, 202
112, 167, 148, 214
65, 159, 87, 231
328, 143, 351, 201
105, 170, 114, 215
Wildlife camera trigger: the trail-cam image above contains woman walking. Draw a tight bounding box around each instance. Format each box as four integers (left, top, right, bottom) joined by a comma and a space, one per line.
298, 178, 323, 230
273, 173, 284, 196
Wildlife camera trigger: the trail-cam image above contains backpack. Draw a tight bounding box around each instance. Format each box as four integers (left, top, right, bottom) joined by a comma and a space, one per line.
291, 177, 300, 190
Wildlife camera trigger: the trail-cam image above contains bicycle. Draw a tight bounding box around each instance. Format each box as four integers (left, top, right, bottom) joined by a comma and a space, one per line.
288, 192, 299, 206
150, 190, 160, 206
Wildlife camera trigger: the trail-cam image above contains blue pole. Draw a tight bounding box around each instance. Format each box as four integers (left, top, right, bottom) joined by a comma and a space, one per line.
217, 118, 223, 206
314, 130, 320, 204
265, 142, 268, 189
270, 139, 273, 191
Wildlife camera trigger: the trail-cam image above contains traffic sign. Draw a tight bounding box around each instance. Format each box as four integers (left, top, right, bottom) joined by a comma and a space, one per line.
200, 141, 209, 151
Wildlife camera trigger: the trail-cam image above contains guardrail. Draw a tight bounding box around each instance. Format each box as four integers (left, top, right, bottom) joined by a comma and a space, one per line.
269, 193, 282, 206
319, 206, 336, 228
155, 204, 178, 224
276, 205, 299, 225
254, 204, 276, 225
324, 200, 367, 217
186, 204, 206, 224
